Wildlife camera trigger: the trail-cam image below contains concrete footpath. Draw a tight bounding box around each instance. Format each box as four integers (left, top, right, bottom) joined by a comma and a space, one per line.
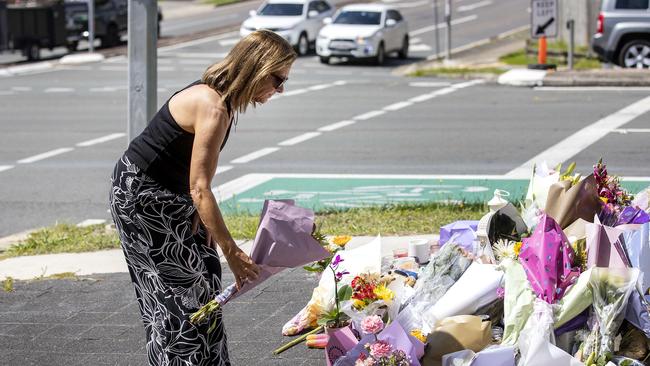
0, 235, 434, 366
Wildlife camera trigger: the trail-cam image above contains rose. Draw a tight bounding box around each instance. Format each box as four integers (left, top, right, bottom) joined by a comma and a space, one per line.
360, 315, 384, 334
369, 340, 393, 358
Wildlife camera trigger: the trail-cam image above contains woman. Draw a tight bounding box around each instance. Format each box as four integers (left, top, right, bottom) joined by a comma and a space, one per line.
109, 30, 297, 365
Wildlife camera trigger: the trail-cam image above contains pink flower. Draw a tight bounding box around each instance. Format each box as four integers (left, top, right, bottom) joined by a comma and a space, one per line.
496, 286, 505, 299
369, 340, 393, 358
360, 315, 384, 334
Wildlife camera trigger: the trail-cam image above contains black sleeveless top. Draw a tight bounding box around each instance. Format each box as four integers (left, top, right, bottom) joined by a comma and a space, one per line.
124, 80, 234, 194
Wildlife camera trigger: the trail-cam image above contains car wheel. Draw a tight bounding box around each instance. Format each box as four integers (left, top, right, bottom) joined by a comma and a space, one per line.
103, 23, 120, 48
23, 43, 40, 61
67, 41, 79, 53
619, 40, 650, 69
297, 32, 309, 56
319, 56, 330, 64
374, 42, 385, 65
398, 35, 408, 59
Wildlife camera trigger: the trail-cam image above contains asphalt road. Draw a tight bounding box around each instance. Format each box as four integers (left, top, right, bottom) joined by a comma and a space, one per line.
0, 0, 649, 237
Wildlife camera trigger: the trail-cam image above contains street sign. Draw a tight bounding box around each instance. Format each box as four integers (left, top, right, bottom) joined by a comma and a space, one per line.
531, 0, 557, 39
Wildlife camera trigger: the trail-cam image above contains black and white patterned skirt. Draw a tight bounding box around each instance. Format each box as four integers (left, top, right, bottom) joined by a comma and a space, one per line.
109, 154, 230, 366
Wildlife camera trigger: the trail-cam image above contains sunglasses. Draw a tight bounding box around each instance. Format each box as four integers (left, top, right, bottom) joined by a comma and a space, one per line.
270, 73, 289, 90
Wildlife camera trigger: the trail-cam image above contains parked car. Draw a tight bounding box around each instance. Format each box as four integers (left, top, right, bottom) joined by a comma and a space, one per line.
315, 4, 408, 65
592, 0, 650, 68
64, 0, 162, 51
240, 0, 334, 56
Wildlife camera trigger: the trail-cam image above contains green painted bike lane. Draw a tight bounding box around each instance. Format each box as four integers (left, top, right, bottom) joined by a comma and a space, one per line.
218, 175, 650, 214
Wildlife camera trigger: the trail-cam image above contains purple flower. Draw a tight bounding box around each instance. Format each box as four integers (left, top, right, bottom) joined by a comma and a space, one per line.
331, 254, 343, 268
335, 270, 350, 281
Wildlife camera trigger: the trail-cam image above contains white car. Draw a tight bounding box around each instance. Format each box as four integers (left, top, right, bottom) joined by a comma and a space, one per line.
316, 4, 409, 65
240, 0, 335, 55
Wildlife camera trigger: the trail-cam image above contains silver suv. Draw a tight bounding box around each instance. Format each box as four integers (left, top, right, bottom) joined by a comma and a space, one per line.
592, 0, 650, 68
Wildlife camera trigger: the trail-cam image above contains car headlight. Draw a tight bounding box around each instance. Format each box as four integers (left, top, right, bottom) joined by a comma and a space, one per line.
356, 35, 373, 44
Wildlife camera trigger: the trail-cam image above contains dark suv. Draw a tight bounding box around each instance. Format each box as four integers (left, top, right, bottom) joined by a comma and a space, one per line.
65, 0, 162, 51
592, 0, 650, 68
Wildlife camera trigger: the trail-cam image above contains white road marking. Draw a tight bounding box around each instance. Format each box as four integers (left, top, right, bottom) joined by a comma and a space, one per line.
278, 132, 322, 146
535, 86, 650, 92
614, 128, 650, 134
0, 165, 14, 173
17, 147, 74, 164
282, 89, 309, 97
44, 87, 74, 93
457, 0, 492, 12
394, 0, 429, 8
427, 24, 529, 60
178, 59, 211, 65
213, 173, 274, 203
409, 44, 433, 52
159, 31, 240, 52
89, 87, 118, 92
383, 101, 413, 111
409, 81, 452, 87
507, 95, 650, 178
76, 133, 126, 147
409, 37, 422, 44
231, 147, 280, 164
99, 66, 128, 71
354, 110, 386, 120
216, 165, 233, 175
77, 219, 107, 227
410, 15, 477, 36
219, 38, 240, 46
318, 120, 356, 132
276, 80, 346, 98
11, 86, 32, 92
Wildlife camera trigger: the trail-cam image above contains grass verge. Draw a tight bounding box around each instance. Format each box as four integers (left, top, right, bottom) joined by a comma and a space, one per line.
409, 66, 507, 77
203, 0, 243, 6
0, 202, 488, 259
499, 40, 601, 70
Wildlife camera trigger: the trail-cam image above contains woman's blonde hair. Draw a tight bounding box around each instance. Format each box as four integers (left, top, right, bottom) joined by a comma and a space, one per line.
201, 30, 297, 114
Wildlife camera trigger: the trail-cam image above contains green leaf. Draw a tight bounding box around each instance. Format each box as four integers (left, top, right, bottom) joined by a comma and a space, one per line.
303, 264, 324, 272
338, 285, 352, 301
565, 162, 576, 176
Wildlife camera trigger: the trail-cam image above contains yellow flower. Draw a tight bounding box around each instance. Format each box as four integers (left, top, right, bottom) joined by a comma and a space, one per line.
353, 299, 366, 310
600, 197, 608, 204
373, 285, 394, 302
410, 329, 427, 343
332, 235, 352, 247
514, 242, 523, 256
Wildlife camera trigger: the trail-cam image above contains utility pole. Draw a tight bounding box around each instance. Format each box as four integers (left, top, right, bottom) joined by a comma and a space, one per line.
87, 0, 94, 52
127, 0, 158, 142
445, 0, 451, 60
433, 0, 440, 58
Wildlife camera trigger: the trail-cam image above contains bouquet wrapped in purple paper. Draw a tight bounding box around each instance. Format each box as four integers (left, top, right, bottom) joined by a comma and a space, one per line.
518, 214, 580, 304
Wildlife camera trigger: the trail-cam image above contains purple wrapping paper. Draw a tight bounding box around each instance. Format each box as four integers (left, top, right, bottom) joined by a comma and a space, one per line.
219, 200, 330, 305
326, 325, 358, 366
616, 206, 650, 226
554, 309, 589, 337
519, 214, 580, 304
625, 292, 650, 338
333, 320, 425, 366
439, 220, 479, 250
586, 218, 631, 269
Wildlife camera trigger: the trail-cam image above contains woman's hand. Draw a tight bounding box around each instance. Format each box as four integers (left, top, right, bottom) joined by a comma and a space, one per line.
224, 246, 260, 290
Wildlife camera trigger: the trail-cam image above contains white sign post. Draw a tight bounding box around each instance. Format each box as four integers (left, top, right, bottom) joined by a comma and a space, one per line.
531, 0, 557, 39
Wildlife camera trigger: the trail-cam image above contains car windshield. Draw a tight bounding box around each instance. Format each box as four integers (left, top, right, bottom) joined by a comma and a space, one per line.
258, 3, 304, 16
333, 11, 382, 25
